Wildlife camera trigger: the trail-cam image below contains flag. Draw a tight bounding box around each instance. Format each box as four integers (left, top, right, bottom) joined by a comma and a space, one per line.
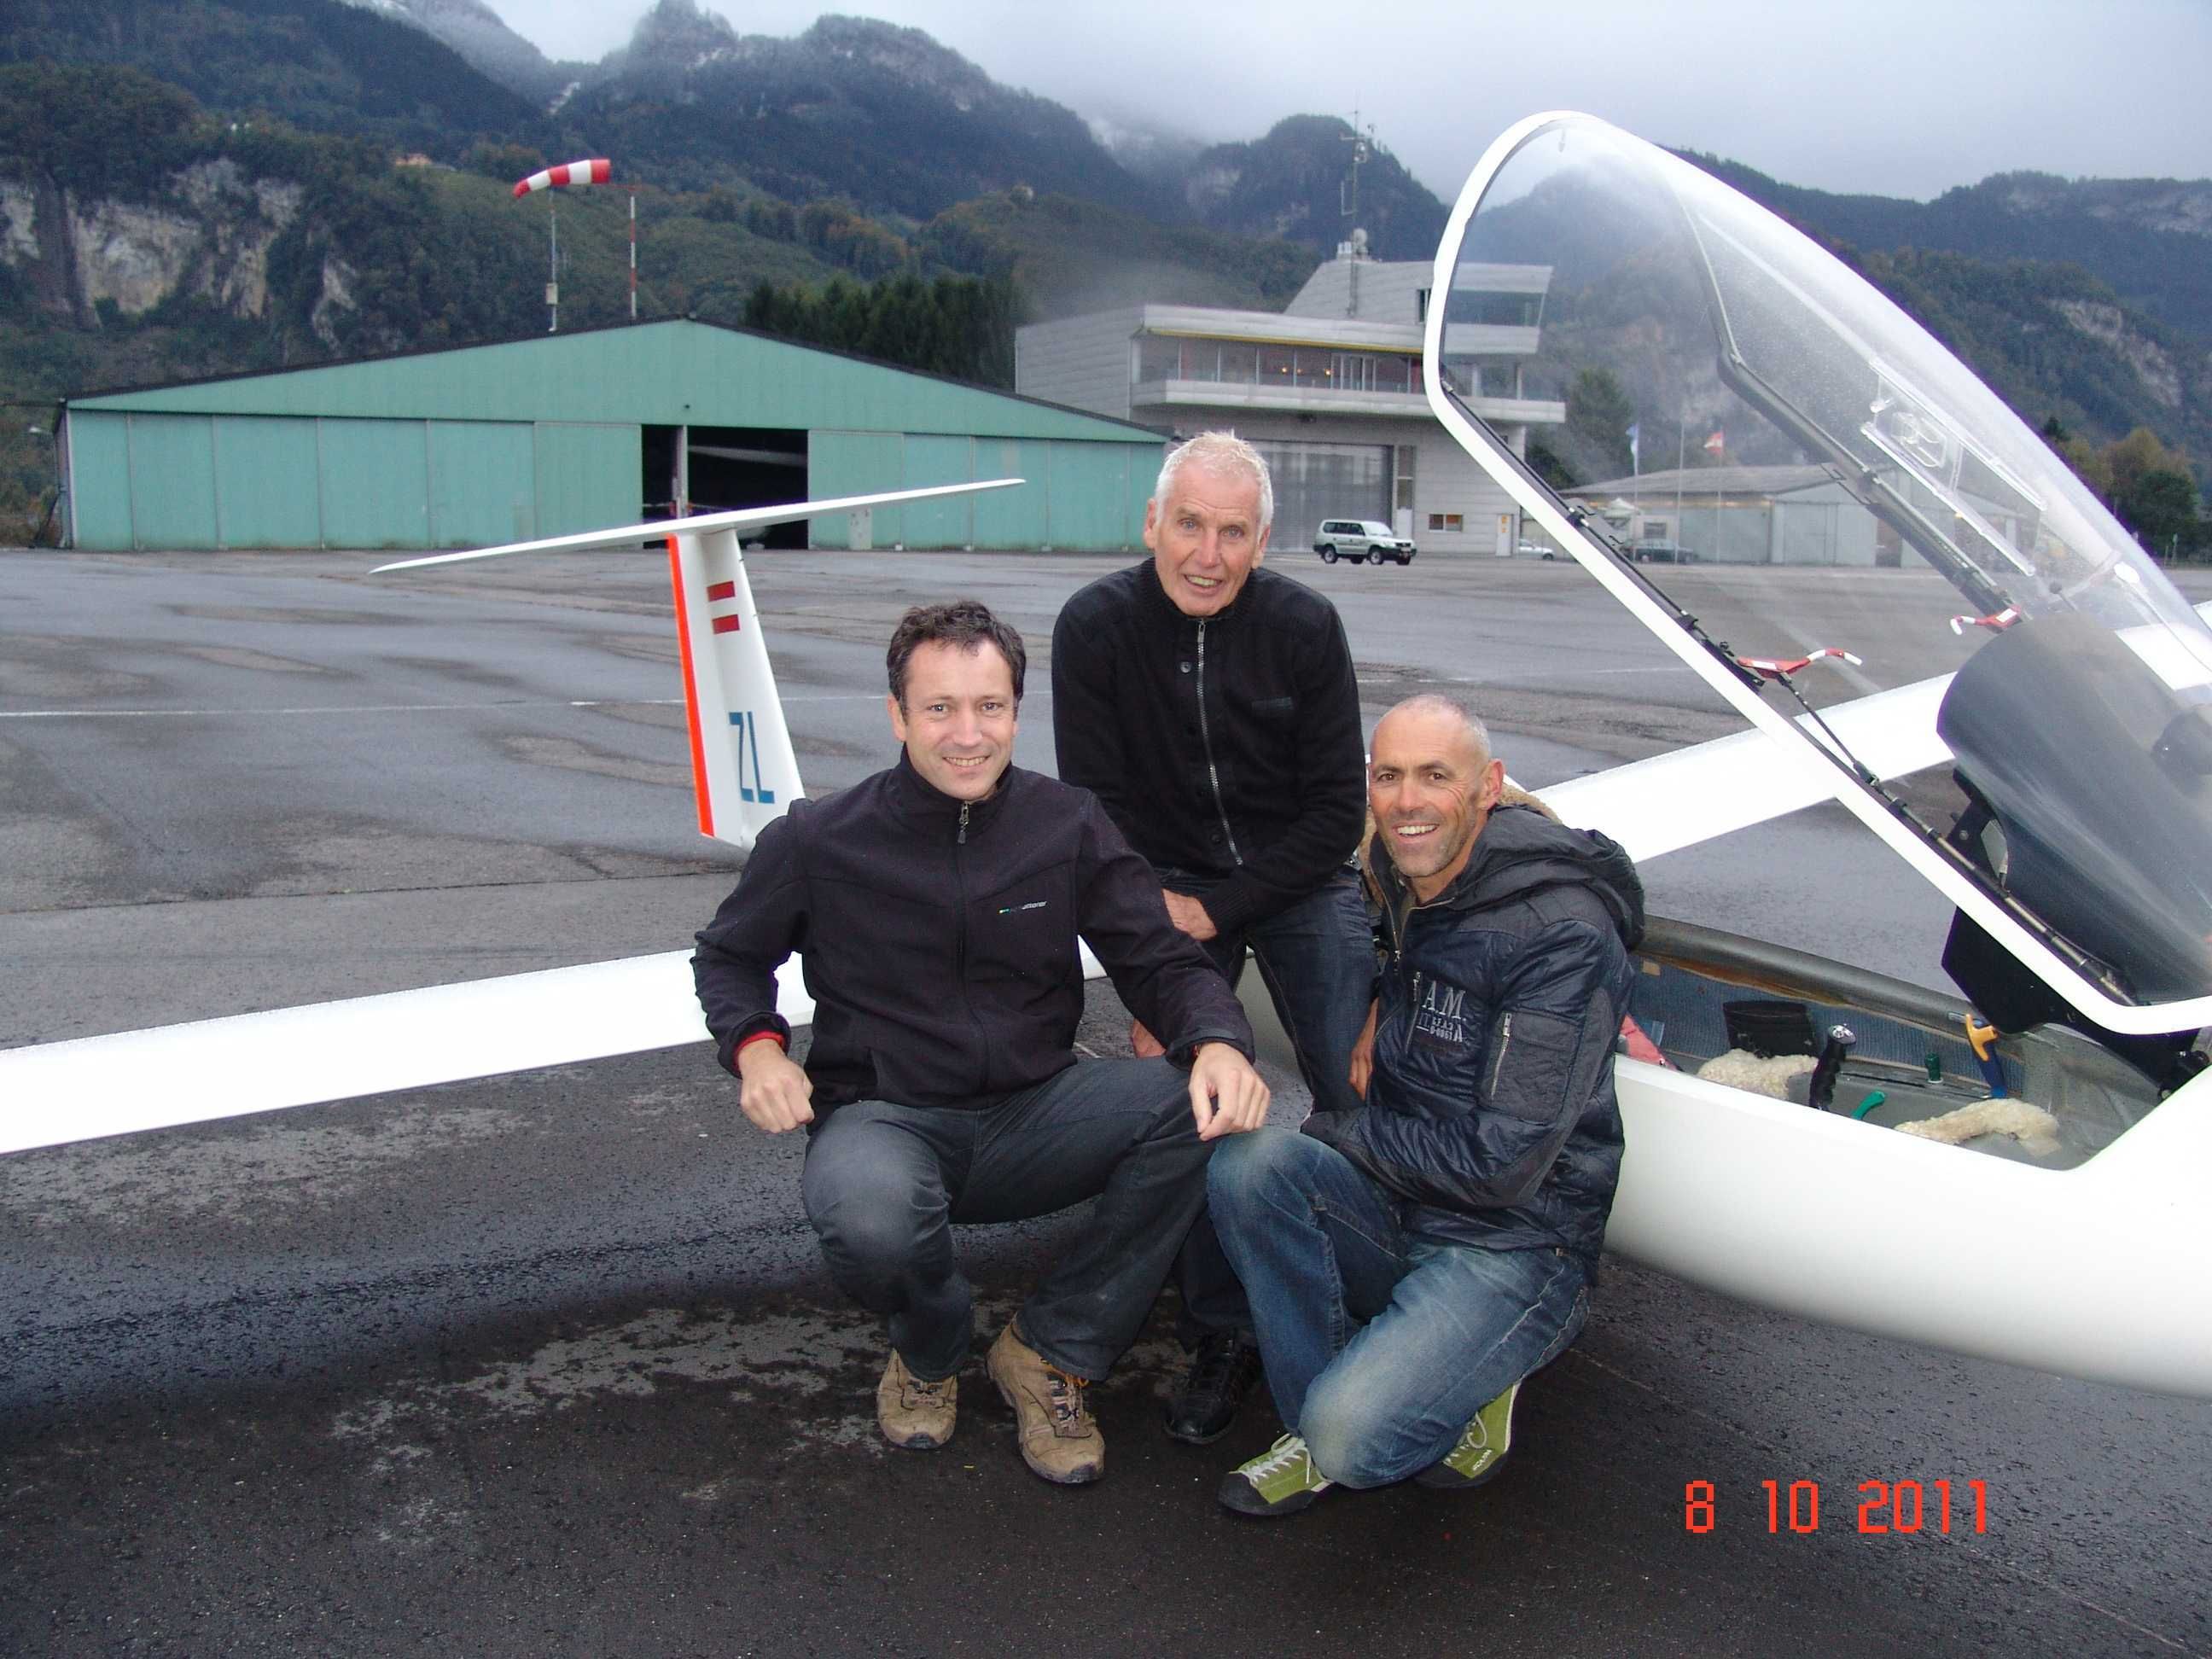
1703, 428, 1726, 457
1627, 422, 1640, 467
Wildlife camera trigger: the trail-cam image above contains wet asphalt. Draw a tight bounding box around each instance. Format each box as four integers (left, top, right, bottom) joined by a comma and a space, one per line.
3, 546, 2208, 1656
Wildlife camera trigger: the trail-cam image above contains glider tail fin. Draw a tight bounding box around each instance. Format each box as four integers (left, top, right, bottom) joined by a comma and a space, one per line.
667, 527, 804, 849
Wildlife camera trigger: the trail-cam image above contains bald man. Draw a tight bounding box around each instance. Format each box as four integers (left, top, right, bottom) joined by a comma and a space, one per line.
1206, 696, 1644, 1518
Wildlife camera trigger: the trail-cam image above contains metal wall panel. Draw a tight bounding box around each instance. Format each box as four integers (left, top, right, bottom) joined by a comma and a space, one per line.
320, 421, 431, 549
810, 431, 905, 548
213, 416, 321, 549
972, 438, 1053, 549
126, 415, 218, 549
65, 413, 135, 550
1044, 440, 1140, 551
428, 422, 537, 547
532, 422, 639, 539
900, 434, 975, 548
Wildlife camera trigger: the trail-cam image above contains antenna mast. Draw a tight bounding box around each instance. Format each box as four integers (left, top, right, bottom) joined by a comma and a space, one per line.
1339, 111, 1376, 316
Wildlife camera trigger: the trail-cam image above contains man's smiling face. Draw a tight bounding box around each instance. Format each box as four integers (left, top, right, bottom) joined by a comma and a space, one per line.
1369, 703, 1504, 902
888, 639, 1018, 803
1143, 462, 1268, 618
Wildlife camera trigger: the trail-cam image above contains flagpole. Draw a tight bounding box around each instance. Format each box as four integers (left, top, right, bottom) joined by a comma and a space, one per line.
1675, 410, 1685, 539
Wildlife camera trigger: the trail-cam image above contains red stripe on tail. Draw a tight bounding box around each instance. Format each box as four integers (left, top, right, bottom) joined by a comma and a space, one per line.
667, 537, 715, 839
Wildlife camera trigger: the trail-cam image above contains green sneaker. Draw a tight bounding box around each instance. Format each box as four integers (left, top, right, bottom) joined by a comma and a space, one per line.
1217, 1433, 1334, 1517
1414, 1380, 1518, 1490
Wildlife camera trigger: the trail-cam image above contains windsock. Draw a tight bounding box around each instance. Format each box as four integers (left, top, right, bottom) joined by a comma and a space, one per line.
512, 159, 612, 199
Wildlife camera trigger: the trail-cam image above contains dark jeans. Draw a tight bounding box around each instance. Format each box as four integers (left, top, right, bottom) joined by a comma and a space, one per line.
800, 1057, 1211, 1382
1208, 1127, 1589, 1487
1166, 867, 1377, 1344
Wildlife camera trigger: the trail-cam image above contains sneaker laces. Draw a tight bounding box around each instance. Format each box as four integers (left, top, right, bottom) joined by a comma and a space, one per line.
1185, 1334, 1258, 1400
901, 1370, 954, 1411
1245, 1433, 1316, 1481
1043, 1365, 1092, 1435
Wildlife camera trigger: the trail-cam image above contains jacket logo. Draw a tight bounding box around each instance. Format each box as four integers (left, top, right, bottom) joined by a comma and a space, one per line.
997, 899, 1050, 916
1413, 978, 1470, 1051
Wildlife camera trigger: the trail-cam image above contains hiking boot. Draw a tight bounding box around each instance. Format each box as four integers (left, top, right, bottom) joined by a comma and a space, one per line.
876, 1349, 957, 1451
1164, 1331, 1264, 1445
986, 1324, 1104, 1485
1414, 1379, 1517, 1490
1217, 1433, 1333, 1518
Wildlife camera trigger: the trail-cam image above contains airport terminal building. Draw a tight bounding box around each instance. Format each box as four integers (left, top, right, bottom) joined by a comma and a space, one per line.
1014, 247, 1565, 557
55, 318, 1167, 553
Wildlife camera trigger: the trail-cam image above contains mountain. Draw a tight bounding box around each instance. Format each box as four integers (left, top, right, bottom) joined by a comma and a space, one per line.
337, 0, 577, 107
546, 4, 1173, 219
1472, 157, 2212, 479
1687, 156, 2212, 346
922, 190, 1315, 320
1177, 116, 1447, 262
0, 0, 542, 156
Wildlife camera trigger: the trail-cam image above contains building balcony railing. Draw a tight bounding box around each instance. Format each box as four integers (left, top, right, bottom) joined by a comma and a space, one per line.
1132, 378, 1435, 419
1132, 378, 1563, 428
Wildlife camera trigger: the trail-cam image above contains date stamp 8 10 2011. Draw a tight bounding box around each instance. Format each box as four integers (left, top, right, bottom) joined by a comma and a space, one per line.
1685, 1480, 1988, 1534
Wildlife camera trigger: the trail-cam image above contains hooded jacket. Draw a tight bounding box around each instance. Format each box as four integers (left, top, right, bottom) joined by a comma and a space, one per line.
1051, 562, 1365, 934
1302, 804, 1644, 1265
692, 754, 1254, 1111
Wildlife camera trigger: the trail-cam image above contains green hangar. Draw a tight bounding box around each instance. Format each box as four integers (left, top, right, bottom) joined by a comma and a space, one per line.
55, 319, 1167, 553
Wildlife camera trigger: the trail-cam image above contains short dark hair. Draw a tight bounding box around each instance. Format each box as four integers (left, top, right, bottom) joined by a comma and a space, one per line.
886, 599, 1027, 707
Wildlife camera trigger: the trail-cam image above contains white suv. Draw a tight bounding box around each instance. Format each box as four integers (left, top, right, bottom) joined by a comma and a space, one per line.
1313, 519, 1417, 566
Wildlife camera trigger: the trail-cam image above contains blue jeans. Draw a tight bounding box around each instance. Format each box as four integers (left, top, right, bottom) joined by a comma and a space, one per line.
800, 1058, 1211, 1382
1208, 1127, 1589, 1488
1167, 868, 1376, 1343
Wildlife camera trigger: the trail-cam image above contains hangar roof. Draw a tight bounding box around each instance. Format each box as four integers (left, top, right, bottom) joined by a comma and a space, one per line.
66, 318, 1165, 445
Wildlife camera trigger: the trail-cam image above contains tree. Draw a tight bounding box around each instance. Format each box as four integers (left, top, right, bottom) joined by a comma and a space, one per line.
1562, 367, 1636, 485
2116, 468, 2203, 558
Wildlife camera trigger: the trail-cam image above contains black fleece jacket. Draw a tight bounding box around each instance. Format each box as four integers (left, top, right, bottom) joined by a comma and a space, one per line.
691, 754, 1254, 1110
1051, 562, 1365, 934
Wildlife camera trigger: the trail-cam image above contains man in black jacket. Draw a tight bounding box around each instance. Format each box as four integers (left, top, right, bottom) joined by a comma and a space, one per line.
1051, 431, 1374, 1445
1208, 695, 1643, 1517
693, 601, 1268, 1487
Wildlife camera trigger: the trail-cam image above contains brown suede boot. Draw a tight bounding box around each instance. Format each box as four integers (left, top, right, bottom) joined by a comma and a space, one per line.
876, 1350, 956, 1451
985, 1324, 1104, 1485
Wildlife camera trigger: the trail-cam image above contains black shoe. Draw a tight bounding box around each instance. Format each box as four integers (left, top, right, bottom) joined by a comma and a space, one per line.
1164, 1332, 1263, 1445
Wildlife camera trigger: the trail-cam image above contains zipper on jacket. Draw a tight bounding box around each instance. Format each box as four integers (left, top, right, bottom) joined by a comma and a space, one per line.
951, 811, 988, 1091
1488, 1011, 1515, 1096
1194, 620, 1243, 864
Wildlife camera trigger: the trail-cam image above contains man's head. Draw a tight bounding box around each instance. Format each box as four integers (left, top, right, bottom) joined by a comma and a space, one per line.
1144, 431, 1272, 618
1368, 695, 1505, 901
884, 600, 1025, 803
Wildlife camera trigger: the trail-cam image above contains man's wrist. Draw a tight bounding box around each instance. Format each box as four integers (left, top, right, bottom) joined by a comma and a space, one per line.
735, 1030, 789, 1075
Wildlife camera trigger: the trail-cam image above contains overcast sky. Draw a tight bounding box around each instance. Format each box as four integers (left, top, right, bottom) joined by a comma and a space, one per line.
481, 0, 2212, 204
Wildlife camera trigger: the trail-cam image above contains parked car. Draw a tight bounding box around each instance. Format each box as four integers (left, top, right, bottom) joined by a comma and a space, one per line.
1313, 518, 1417, 566
1514, 538, 1560, 560
1628, 538, 1696, 563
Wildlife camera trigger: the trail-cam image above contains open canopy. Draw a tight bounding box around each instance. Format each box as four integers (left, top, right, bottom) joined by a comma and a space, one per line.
1428, 113, 2212, 1040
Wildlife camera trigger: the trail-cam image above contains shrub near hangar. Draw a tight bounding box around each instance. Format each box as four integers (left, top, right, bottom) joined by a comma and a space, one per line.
53, 317, 1167, 553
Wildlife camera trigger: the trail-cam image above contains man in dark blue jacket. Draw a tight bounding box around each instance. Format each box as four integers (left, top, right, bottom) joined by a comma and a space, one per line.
694, 602, 1268, 1488
1208, 695, 1643, 1516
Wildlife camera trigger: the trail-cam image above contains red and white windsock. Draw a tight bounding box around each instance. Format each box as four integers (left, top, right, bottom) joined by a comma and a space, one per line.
512, 158, 612, 199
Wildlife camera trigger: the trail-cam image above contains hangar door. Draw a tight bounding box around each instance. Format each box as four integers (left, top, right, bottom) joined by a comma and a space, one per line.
1249, 440, 1390, 545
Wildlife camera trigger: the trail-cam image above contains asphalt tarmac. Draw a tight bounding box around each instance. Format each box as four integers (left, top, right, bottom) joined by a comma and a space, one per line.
3, 545, 2208, 1656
